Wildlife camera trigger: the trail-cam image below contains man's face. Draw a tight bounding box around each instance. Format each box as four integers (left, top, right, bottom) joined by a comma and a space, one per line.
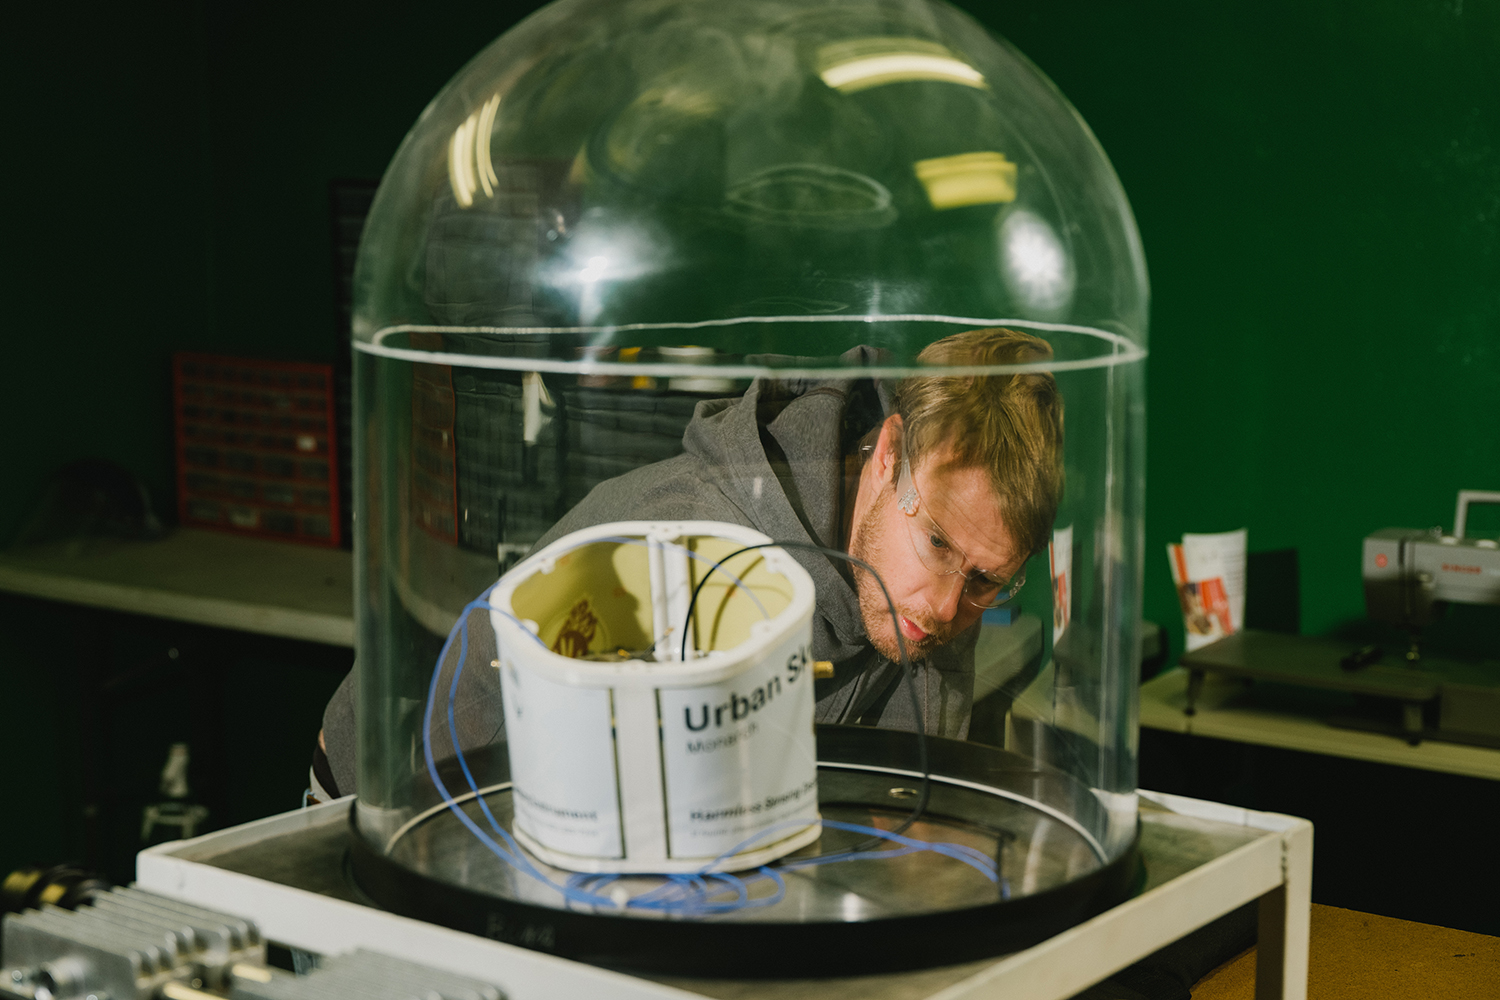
848, 420, 1024, 662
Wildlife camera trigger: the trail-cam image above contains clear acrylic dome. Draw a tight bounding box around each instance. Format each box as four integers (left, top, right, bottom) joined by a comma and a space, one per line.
349, 0, 1147, 971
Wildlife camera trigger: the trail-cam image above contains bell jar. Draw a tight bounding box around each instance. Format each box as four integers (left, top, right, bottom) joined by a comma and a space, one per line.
347, 0, 1147, 976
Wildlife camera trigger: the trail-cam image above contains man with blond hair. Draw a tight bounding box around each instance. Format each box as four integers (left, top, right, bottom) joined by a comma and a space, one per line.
815, 327, 1062, 735
313, 327, 1062, 800
538, 326, 1063, 738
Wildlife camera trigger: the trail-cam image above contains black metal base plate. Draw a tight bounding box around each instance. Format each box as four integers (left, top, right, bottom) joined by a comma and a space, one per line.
347, 726, 1140, 977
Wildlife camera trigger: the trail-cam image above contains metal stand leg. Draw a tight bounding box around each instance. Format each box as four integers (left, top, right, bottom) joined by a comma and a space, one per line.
1402, 702, 1424, 746
1185, 669, 1205, 717
1255, 818, 1313, 1000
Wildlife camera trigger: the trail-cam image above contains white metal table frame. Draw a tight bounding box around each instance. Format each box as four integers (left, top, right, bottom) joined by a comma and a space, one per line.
137, 791, 1311, 1000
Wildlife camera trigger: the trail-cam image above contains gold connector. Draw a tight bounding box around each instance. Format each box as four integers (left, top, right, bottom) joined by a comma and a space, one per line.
161, 982, 222, 1000
231, 964, 274, 984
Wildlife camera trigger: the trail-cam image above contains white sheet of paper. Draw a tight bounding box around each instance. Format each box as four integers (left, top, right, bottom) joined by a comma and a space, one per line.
1181, 528, 1248, 631
1049, 524, 1073, 643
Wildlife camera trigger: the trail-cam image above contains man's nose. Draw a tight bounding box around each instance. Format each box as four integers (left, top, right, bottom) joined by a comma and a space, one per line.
923, 571, 966, 623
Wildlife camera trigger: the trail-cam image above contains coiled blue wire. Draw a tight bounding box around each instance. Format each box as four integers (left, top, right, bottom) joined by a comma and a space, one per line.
419, 536, 1006, 914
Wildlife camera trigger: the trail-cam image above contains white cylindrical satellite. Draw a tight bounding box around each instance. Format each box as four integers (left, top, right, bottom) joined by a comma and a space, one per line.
488, 521, 820, 873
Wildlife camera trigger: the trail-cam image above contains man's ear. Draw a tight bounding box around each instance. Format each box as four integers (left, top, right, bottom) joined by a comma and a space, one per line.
872, 414, 903, 483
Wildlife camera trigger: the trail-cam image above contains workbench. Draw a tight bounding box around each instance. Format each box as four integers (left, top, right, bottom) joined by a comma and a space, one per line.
0, 528, 354, 646
1140, 666, 1500, 782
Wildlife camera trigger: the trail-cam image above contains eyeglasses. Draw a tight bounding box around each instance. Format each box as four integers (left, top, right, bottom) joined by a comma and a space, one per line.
894, 455, 1025, 609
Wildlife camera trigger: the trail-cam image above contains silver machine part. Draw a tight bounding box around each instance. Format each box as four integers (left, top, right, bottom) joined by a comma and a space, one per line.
1362, 490, 1500, 631
1, 889, 505, 1000
2, 886, 262, 1000
1452, 490, 1500, 542
1357, 489, 1500, 744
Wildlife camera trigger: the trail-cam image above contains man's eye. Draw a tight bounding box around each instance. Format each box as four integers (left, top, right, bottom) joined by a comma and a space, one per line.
927, 533, 949, 551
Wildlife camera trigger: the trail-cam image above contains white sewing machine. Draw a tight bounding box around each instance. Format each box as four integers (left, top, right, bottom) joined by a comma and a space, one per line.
1363, 490, 1500, 659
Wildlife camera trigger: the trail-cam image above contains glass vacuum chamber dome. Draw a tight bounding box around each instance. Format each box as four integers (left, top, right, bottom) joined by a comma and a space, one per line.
348, 0, 1147, 974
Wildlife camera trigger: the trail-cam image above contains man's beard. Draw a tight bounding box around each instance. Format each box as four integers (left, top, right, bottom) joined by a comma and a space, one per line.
849, 486, 950, 662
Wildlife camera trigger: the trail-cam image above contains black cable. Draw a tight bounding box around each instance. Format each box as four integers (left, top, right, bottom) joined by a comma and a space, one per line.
677, 540, 931, 847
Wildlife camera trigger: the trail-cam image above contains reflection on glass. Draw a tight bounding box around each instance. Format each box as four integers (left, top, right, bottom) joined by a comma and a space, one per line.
915, 151, 1018, 210
817, 38, 988, 93
999, 209, 1076, 315
447, 93, 500, 208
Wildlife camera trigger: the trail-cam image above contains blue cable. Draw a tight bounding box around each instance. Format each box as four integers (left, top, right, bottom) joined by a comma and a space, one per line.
419, 536, 1005, 914
428, 594, 795, 913
421, 589, 613, 908
420, 534, 784, 910
428, 600, 1001, 910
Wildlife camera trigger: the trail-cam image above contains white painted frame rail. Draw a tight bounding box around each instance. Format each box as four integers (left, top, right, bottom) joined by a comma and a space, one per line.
940, 790, 1314, 1000
137, 791, 1310, 1000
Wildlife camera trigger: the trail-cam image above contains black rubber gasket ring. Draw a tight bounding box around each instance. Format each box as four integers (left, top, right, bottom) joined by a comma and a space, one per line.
346, 726, 1141, 977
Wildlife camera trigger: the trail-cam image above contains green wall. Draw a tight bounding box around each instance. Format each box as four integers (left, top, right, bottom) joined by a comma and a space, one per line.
1000, 1, 1500, 647
4, 0, 1497, 656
